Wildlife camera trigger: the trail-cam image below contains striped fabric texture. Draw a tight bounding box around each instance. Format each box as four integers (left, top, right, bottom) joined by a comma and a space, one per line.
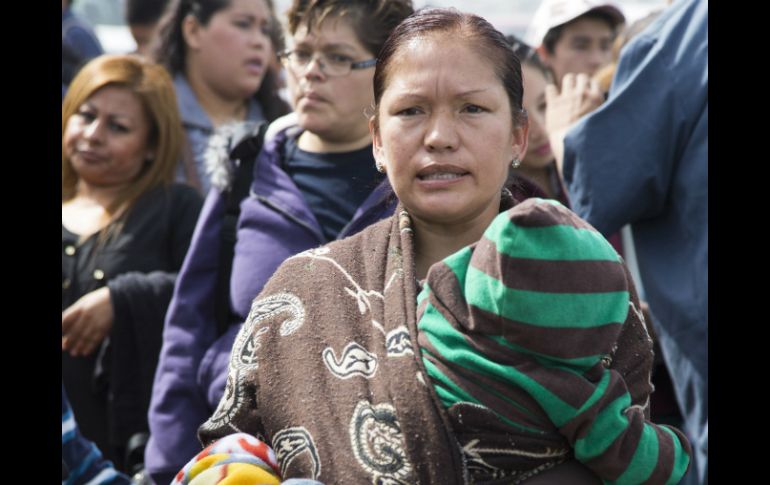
62, 384, 131, 485
417, 198, 691, 484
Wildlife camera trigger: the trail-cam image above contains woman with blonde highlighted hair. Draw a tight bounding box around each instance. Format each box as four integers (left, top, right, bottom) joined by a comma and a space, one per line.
61, 54, 203, 472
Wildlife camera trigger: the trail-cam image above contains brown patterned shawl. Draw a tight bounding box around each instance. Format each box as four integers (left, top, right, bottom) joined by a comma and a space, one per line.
198, 198, 654, 484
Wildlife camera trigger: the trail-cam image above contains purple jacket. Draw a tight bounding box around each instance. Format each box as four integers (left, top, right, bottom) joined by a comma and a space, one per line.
145, 119, 396, 484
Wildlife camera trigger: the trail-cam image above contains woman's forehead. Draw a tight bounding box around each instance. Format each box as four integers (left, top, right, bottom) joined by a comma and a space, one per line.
383, 35, 500, 94
294, 16, 362, 49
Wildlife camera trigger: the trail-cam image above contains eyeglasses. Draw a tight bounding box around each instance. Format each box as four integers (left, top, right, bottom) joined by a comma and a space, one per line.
278, 49, 376, 77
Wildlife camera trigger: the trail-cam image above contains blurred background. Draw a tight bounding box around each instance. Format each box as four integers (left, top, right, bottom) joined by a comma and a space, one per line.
72, 0, 669, 54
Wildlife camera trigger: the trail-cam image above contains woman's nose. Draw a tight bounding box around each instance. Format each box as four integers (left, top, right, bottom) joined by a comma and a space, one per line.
425, 111, 458, 151
82, 119, 103, 142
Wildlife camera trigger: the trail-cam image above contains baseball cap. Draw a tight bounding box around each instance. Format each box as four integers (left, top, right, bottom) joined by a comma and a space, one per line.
524, 0, 626, 48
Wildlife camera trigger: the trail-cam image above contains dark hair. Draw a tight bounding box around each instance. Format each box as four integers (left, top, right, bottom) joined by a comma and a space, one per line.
126, 0, 172, 26
373, 8, 526, 128
286, 0, 414, 57
62, 43, 86, 86
153, 0, 289, 121
506, 34, 552, 82
542, 10, 619, 54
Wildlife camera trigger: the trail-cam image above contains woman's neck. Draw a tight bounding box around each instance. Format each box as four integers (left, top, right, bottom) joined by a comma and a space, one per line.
62, 181, 128, 238
517, 164, 555, 198
412, 203, 500, 280
185, 67, 248, 128
72, 180, 127, 208
297, 130, 372, 153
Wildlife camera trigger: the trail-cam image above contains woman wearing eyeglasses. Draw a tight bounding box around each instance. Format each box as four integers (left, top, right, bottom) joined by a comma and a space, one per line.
145, 1, 414, 483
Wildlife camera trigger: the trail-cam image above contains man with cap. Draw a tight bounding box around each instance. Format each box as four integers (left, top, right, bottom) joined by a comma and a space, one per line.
525, 0, 625, 88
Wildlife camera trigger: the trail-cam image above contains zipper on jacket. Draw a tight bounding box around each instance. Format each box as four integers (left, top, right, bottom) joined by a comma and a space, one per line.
251, 191, 324, 243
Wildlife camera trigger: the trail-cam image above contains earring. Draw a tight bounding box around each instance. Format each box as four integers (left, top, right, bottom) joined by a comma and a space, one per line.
375, 160, 386, 173
511, 158, 521, 169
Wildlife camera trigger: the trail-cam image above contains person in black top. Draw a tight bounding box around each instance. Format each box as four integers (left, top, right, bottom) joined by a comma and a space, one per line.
61, 54, 202, 471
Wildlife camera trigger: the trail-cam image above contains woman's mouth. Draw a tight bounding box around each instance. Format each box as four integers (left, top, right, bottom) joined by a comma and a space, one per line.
534, 143, 552, 157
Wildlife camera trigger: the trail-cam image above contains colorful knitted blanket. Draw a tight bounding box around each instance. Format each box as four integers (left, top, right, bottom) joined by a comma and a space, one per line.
417, 198, 691, 484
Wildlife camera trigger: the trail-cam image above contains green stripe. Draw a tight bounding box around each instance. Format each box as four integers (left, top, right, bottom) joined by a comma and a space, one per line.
422, 356, 477, 406
420, 306, 547, 428
416, 283, 429, 307
443, 246, 473, 288
489, 335, 603, 369
466, 266, 629, 329
484, 215, 621, 262
574, 392, 632, 461
662, 426, 691, 485
423, 357, 545, 434
613, 424, 658, 484
420, 302, 578, 427
417, 246, 472, 308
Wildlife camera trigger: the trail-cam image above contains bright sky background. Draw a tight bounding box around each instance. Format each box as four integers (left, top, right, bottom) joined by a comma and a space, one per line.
73, 0, 669, 55
273, 0, 669, 39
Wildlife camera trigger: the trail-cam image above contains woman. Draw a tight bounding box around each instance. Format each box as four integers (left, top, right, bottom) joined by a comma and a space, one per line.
190, 8, 659, 483
145, 1, 415, 483
153, 0, 290, 193
506, 36, 569, 205
509, 36, 625, 257
61, 54, 203, 470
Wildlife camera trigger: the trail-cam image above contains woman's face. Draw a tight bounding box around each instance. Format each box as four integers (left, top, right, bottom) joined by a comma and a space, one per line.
521, 64, 553, 170
185, 0, 273, 100
63, 86, 153, 188
287, 17, 375, 144
373, 34, 527, 227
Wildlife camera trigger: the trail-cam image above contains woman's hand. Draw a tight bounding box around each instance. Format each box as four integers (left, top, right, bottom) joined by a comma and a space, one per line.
62, 286, 114, 357
544, 73, 605, 173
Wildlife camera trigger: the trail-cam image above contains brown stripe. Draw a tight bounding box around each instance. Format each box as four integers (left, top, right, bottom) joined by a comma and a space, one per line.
423, 261, 471, 330
582, 400, 647, 480
423, 278, 620, 410
419, 333, 553, 432
472, 237, 628, 294
508, 199, 597, 231
468, 305, 622, 360
436, 324, 601, 411
559, 371, 631, 442
641, 425, 677, 485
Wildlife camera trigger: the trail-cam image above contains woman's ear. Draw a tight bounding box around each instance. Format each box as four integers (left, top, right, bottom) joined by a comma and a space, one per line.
369, 117, 385, 169
182, 14, 202, 50
512, 118, 530, 163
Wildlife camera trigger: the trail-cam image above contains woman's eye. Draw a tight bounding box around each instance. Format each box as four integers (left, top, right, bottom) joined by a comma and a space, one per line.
109, 122, 129, 133
77, 110, 95, 122
327, 53, 353, 65
463, 104, 485, 114
234, 19, 252, 29
294, 50, 312, 62
397, 107, 422, 116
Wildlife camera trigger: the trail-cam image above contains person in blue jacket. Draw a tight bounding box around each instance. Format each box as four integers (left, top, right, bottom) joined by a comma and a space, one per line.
548, 0, 707, 483
63, 384, 132, 485
145, 1, 415, 483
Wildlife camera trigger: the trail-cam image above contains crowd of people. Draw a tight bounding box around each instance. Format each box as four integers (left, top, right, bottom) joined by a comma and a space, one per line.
62, 1, 707, 484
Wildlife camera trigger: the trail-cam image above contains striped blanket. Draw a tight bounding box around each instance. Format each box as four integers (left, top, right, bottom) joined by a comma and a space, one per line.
418, 198, 691, 484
